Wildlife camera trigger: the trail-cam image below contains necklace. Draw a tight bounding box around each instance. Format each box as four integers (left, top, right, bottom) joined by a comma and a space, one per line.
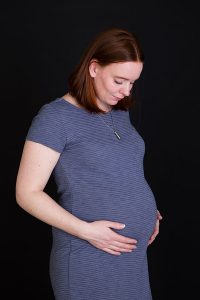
97, 110, 121, 140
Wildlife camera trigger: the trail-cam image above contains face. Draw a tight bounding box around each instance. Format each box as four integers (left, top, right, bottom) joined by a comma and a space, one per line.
89, 61, 143, 112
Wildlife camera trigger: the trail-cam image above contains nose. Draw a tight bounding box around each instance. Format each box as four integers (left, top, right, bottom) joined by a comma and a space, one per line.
120, 84, 130, 97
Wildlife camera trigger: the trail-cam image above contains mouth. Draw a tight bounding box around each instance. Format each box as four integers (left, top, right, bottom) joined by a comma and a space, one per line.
113, 96, 123, 101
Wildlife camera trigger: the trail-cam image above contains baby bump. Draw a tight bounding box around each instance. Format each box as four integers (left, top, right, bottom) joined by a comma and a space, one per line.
71, 179, 157, 243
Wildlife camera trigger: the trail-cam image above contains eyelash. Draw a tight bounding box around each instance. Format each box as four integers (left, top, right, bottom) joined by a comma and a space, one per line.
114, 80, 123, 85
114, 80, 134, 86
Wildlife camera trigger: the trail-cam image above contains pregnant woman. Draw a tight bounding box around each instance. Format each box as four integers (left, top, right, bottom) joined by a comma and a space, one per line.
16, 27, 162, 300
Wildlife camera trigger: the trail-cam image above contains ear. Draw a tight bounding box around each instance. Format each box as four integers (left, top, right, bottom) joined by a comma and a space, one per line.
89, 59, 99, 78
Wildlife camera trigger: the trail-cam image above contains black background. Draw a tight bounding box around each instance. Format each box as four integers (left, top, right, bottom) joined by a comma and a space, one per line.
2, 1, 200, 299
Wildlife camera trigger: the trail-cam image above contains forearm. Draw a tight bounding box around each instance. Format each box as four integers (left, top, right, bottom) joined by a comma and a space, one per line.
16, 190, 89, 239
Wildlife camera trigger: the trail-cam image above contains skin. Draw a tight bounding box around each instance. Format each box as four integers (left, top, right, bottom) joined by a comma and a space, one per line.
16, 61, 162, 256
89, 61, 143, 112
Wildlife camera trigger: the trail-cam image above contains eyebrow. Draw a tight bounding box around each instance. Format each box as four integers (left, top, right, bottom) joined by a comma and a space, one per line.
115, 76, 135, 83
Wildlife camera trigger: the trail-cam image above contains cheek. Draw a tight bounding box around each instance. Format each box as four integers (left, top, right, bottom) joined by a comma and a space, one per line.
104, 80, 117, 93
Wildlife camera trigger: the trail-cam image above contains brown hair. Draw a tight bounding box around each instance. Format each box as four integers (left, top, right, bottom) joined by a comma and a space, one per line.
68, 28, 144, 113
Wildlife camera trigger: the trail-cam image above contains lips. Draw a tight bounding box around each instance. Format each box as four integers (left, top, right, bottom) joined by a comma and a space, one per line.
113, 96, 123, 101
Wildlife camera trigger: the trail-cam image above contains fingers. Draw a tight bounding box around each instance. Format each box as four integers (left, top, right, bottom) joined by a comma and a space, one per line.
102, 244, 134, 255
109, 241, 137, 253
107, 221, 126, 230
112, 240, 137, 249
100, 235, 137, 254
107, 221, 138, 247
157, 210, 163, 220
148, 219, 160, 245
148, 231, 157, 245
102, 248, 121, 256
148, 237, 154, 245
103, 229, 138, 254
112, 230, 138, 245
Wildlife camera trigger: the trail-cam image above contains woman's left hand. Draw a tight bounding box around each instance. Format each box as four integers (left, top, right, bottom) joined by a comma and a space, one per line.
148, 210, 163, 245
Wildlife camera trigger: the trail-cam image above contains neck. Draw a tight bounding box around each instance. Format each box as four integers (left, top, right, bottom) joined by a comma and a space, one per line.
62, 93, 82, 108
96, 99, 112, 113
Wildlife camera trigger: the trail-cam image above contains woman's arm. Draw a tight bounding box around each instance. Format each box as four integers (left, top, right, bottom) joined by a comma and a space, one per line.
16, 140, 89, 239
16, 140, 138, 255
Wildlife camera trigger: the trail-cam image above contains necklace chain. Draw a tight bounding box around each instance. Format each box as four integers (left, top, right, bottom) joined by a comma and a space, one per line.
97, 111, 121, 140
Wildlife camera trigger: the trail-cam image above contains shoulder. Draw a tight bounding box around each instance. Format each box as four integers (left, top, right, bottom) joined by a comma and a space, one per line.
34, 97, 79, 127
26, 98, 72, 153
38, 98, 69, 116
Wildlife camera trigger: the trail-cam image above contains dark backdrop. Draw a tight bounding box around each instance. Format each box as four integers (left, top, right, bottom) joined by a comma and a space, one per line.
2, 1, 200, 299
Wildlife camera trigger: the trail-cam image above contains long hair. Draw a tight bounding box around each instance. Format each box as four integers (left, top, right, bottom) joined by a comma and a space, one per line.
68, 28, 144, 113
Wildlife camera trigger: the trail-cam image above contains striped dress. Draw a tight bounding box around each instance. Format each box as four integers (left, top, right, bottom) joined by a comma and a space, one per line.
26, 97, 157, 300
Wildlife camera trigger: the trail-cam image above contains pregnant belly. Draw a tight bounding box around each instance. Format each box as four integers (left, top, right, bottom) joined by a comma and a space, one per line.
71, 177, 157, 243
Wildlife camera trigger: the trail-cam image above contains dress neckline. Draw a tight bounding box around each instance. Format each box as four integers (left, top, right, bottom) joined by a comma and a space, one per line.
59, 97, 112, 115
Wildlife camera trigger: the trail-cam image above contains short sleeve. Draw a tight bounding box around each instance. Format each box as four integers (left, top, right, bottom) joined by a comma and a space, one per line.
26, 103, 67, 153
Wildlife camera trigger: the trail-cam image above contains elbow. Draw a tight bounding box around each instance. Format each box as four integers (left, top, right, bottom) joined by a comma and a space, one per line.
16, 173, 23, 206
15, 184, 25, 208
15, 181, 42, 211
15, 179, 30, 209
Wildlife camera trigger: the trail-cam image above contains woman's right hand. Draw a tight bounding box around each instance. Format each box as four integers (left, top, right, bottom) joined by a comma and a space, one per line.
82, 220, 137, 255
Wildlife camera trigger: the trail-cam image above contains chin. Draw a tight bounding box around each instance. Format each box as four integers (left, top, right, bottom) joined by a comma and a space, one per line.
111, 99, 120, 105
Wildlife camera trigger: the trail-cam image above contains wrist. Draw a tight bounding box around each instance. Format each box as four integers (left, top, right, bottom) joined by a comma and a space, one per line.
76, 220, 91, 240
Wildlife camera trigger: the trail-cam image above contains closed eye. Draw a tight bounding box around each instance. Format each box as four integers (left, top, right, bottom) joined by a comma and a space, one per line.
114, 80, 123, 85
114, 79, 135, 86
